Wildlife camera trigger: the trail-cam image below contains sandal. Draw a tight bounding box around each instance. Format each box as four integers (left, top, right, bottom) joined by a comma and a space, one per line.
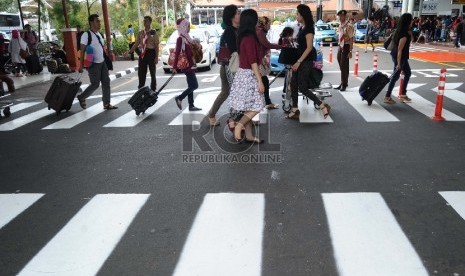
244, 137, 264, 144
103, 104, 118, 110
265, 104, 279, 109
321, 103, 331, 119
286, 109, 300, 120
78, 97, 87, 109
227, 119, 236, 132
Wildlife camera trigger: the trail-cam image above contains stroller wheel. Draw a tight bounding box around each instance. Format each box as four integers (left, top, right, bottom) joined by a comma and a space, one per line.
3, 107, 11, 117
314, 103, 320, 110
282, 103, 291, 112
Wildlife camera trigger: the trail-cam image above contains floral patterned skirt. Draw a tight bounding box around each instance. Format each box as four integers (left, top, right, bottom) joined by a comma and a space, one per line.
228, 68, 265, 113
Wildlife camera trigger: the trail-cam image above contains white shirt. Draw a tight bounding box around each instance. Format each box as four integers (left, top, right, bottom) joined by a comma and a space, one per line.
80, 31, 105, 63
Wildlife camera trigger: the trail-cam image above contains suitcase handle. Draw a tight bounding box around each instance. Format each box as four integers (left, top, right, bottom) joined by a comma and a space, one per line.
155, 72, 175, 95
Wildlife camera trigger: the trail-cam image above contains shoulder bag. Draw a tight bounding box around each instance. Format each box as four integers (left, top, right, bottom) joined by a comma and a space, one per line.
168, 39, 189, 70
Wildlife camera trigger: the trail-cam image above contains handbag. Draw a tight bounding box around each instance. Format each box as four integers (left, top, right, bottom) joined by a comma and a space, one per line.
278, 47, 299, 65
103, 52, 113, 71
228, 52, 239, 74
16, 40, 30, 59
168, 39, 189, 70
384, 34, 394, 51
218, 44, 231, 65
259, 54, 271, 76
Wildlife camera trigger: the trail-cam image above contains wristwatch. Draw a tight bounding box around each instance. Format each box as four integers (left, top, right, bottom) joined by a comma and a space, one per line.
297, 59, 302, 63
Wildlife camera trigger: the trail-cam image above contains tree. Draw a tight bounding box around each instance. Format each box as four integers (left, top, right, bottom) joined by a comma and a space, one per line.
0, 0, 16, 13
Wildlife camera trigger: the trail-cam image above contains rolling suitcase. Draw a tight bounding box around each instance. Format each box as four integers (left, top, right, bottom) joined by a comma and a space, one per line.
44, 74, 82, 114
128, 73, 175, 115
359, 70, 397, 105
25, 53, 43, 75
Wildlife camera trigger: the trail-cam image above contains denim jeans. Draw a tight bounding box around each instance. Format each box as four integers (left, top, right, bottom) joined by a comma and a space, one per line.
385, 55, 411, 98
178, 71, 198, 107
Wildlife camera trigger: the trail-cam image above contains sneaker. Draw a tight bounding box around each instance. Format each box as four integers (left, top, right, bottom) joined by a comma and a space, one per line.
174, 96, 182, 110
399, 95, 412, 103
383, 97, 396, 104
189, 106, 202, 111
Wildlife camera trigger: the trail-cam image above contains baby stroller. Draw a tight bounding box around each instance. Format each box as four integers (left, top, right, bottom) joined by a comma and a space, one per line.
279, 46, 332, 112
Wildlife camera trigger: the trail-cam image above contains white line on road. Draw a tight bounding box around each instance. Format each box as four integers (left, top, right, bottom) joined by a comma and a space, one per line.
9, 102, 42, 113
169, 92, 220, 125
322, 193, 428, 276
403, 91, 465, 121
298, 99, 334, 123
0, 108, 52, 131
0, 194, 44, 230
42, 96, 130, 130
340, 91, 400, 122
17, 194, 150, 276
439, 191, 465, 221
172, 193, 265, 276
103, 95, 173, 127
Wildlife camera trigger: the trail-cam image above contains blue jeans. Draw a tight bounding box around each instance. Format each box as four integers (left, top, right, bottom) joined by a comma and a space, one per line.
178, 71, 198, 107
385, 56, 411, 98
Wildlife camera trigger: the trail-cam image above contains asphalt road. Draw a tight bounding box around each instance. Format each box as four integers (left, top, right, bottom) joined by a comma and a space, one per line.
1, 43, 465, 276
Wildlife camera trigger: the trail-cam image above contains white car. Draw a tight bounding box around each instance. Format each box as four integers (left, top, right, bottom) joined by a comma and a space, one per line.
161, 29, 217, 73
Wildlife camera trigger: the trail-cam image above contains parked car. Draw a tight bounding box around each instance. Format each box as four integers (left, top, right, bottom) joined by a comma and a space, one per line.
160, 29, 217, 73
197, 25, 221, 56
354, 23, 380, 43
314, 23, 338, 45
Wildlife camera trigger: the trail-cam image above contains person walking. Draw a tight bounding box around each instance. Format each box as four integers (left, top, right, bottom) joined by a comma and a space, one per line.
257, 16, 282, 110
455, 19, 465, 48
127, 24, 136, 61
335, 9, 354, 92
129, 16, 159, 92
207, 4, 240, 126
384, 13, 414, 104
8, 30, 27, 77
365, 16, 376, 53
78, 14, 118, 110
228, 9, 265, 144
172, 18, 201, 111
286, 4, 330, 120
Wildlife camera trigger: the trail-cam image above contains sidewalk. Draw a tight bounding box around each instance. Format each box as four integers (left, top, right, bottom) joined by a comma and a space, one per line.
3, 60, 139, 91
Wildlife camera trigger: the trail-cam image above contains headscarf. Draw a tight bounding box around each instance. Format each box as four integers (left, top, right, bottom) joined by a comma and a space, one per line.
176, 18, 193, 44
12, 30, 19, 39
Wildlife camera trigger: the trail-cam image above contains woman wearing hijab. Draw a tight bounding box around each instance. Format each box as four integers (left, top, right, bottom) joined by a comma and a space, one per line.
8, 30, 27, 77
228, 9, 265, 144
173, 18, 201, 111
257, 16, 282, 110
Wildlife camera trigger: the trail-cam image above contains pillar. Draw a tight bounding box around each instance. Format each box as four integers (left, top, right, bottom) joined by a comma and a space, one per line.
61, 28, 79, 71
337, 0, 344, 12
402, 0, 409, 14
408, 0, 415, 13
198, 12, 201, 24
214, 9, 217, 24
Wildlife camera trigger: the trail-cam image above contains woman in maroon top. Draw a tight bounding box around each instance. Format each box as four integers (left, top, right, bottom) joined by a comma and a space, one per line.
257, 16, 282, 109
173, 18, 201, 111
228, 9, 265, 144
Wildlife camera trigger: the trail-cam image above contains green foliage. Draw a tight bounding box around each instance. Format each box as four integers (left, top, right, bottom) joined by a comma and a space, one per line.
112, 37, 128, 55
161, 25, 176, 41
0, 0, 16, 13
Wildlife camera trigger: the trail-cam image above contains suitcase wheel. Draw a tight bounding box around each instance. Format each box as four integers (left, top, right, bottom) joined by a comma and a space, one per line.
3, 107, 11, 117
367, 100, 373, 106
135, 111, 141, 116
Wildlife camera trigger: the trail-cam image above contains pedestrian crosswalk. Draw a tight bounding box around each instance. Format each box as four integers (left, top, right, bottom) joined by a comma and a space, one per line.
1, 191, 464, 275
373, 45, 448, 54
1, 83, 465, 131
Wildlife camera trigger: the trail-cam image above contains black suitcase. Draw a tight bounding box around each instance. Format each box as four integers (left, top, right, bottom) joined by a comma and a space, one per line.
44, 74, 82, 114
25, 54, 43, 74
359, 71, 395, 105
128, 73, 175, 115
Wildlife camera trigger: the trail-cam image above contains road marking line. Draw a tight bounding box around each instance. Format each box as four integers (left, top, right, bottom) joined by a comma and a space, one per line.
298, 98, 333, 123
0, 108, 51, 131
340, 91, 400, 122
169, 92, 220, 125
112, 76, 138, 90
172, 193, 265, 276
441, 90, 465, 106
9, 102, 42, 113
322, 193, 428, 276
0, 194, 44, 230
42, 96, 130, 130
17, 194, 150, 276
402, 91, 465, 121
103, 95, 173, 127
439, 191, 465, 221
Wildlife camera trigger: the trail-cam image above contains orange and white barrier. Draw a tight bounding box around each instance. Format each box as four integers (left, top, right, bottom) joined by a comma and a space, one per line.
432, 68, 447, 121
329, 43, 333, 63
373, 54, 378, 72
354, 50, 359, 77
